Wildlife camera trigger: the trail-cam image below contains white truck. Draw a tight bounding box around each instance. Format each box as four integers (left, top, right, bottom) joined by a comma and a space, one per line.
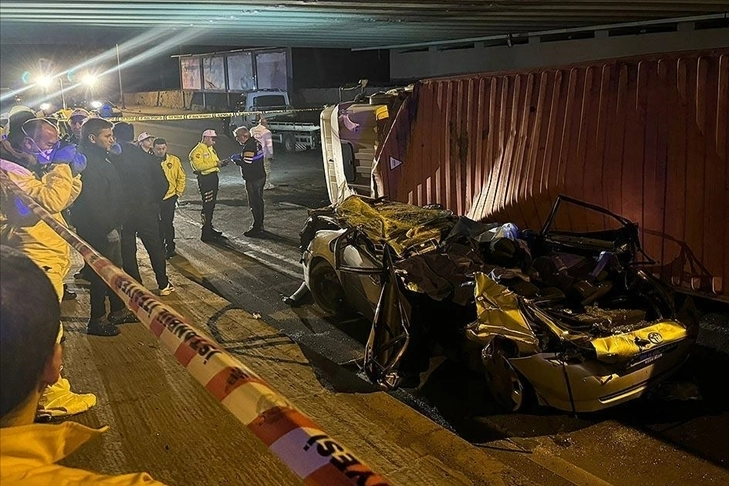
228, 90, 320, 152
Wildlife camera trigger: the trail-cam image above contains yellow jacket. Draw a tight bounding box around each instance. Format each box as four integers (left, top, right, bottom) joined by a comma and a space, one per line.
160, 153, 186, 200
188, 142, 220, 176
0, 422, 167, 485
0, 159, 81, 299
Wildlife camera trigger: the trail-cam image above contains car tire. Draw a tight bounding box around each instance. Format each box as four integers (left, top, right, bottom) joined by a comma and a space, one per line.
309, 260, 351, 317
483, 340, 534, 413
283, 133, 296, 152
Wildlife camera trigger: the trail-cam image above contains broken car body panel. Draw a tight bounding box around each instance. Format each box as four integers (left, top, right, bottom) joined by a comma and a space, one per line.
301, 195, 695, 413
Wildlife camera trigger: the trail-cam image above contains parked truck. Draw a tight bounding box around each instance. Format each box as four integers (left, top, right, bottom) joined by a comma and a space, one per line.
228, 89, 320, 152
320, 48, 729, 303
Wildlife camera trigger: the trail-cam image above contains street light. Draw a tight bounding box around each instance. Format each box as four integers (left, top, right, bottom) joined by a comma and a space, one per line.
81, 73, 97, 87
36, 74, 67, 110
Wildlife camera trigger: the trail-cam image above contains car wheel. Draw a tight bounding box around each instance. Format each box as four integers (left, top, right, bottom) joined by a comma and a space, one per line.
309, 260, 351, 317
283, 133, 296, 152
309, 260, 350, 316
483, 341, 533, 412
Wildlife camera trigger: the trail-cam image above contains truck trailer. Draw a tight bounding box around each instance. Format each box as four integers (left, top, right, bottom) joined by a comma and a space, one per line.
320, 48, 729, 303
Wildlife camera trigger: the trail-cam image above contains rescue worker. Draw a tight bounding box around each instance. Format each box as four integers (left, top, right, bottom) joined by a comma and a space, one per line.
231, 126, 265, 237
0, 111, 97, 418
189, 129, 227, 242
153, 138, 185, 258
0, 246, 167, 485
250, 118, 275, 189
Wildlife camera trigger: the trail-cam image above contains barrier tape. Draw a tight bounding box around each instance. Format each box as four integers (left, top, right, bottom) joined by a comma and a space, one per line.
0, 171, 389, 486
71, 107, 322, 123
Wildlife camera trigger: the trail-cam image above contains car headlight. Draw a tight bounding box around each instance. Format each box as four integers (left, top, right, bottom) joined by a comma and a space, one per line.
90, 101, 102, 109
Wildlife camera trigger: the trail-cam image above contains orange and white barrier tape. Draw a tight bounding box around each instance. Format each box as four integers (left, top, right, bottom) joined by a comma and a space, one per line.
0, 171, 389, 486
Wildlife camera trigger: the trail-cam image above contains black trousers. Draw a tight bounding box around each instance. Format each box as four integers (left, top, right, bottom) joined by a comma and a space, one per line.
121, 207, 169, 290
245, 176, 266, 230
86, 230, 125, 320
197, 173, 219, 235
159, 195, 177, 253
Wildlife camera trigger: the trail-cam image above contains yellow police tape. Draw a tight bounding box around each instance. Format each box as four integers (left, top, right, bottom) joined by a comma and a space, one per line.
54, 107, 323, 124
0, 171, 389, 486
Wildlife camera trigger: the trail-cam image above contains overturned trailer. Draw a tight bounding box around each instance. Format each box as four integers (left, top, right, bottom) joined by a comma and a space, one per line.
321, 48, 729, 303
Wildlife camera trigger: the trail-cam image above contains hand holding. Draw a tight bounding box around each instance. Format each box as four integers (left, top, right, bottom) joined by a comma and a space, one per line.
52, 144, 87, 176
229, 153, 243, 166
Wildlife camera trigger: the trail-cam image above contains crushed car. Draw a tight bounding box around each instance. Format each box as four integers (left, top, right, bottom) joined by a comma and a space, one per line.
300, 195, 697, 413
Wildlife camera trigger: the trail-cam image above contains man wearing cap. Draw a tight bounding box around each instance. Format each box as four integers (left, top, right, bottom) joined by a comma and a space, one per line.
188, 129, 227, 242
136, 132, 154, 155
66, 108, 89, 145
65, 108, 92, 288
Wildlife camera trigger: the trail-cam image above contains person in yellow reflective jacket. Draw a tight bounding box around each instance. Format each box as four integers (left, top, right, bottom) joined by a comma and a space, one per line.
154, 137, 185, 258
0, 246, 167, 486
0, 111, 98, 419
188, 128, 227, 241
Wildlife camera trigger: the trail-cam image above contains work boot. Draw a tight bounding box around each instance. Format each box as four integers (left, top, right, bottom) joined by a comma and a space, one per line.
107, 309, 139, 325
86, 318, 120, 337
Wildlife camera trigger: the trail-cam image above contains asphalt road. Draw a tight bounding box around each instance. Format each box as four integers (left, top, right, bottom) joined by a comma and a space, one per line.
136, 117, 729, 485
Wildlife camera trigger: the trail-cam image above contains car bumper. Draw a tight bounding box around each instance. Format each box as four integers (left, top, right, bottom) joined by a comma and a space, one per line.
511, 339, 694, 413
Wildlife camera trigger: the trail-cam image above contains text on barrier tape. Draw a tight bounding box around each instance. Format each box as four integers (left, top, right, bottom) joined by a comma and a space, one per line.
99, 107, 323, 123
0, 171, 389, 486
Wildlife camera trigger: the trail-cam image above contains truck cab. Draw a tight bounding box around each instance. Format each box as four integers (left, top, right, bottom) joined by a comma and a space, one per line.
230, 90, 293, 129
228, 90, 320, 152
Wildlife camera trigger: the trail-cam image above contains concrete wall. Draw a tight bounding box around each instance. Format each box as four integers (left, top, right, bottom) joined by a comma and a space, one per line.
391, 25, 729, 80
124, 90, 195, 109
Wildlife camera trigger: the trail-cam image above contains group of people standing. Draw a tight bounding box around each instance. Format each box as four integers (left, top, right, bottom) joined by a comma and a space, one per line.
188, 117, 274, 241
0, 108, 277, 484
0, 107, 184, 340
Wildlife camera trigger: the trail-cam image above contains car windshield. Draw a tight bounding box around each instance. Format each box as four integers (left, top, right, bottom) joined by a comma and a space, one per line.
252, 95, 287, 109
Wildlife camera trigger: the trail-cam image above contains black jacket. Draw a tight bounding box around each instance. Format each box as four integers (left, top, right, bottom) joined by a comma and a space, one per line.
236, 137, 265, 181
111, 142, 168, 218
73, 143, 126, 245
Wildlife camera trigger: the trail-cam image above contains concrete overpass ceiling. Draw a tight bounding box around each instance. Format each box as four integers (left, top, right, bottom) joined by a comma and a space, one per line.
1, 1, 727, 47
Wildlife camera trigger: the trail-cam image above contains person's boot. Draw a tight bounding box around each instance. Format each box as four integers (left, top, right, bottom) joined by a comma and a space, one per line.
107, 308, 139, 325
244, 226, 265, 237
166, 245, 177, 259
86, 318, 120, 336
